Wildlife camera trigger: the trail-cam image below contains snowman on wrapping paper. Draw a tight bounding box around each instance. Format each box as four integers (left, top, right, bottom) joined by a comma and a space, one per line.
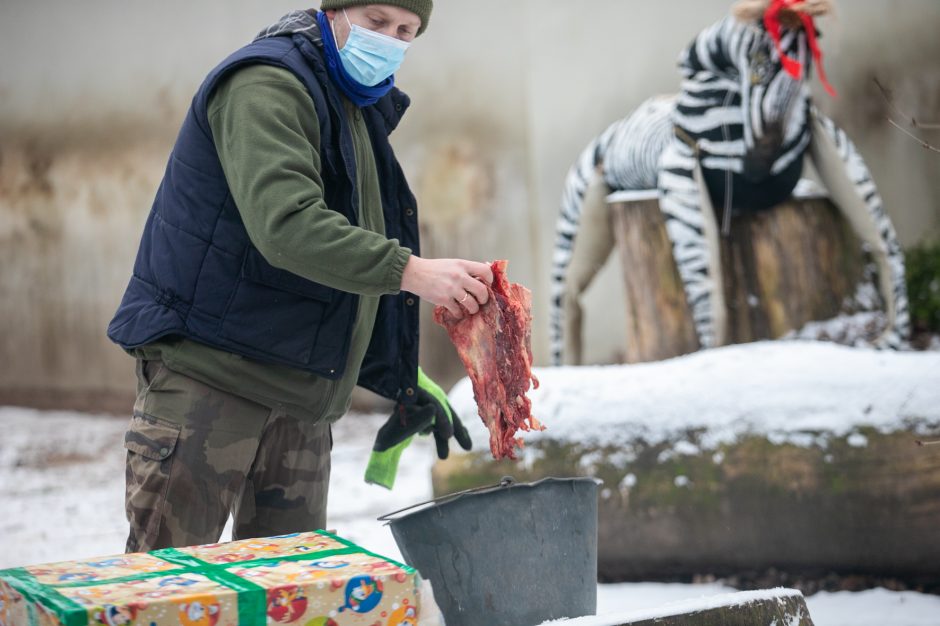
338, 575, 383, 614
176, 596, 221, 626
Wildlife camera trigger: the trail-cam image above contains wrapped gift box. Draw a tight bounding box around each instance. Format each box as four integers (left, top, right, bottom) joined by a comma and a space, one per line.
0, 531, 419, 626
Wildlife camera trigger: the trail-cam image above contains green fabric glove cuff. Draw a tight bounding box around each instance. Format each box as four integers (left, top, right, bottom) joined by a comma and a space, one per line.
364, 436, 413, 490
417, 367, 453, 421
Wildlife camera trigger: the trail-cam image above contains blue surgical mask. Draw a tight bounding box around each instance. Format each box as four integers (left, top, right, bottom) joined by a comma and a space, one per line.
333, 9, 410, 87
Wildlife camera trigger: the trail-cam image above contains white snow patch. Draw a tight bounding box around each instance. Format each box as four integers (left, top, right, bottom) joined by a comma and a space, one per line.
783, 311, 887, 347
620, 473, 637, 489
606, 448, 637, 467
449, 342, 940, 451
659, 440, 701, 462
540, 588, 804, 625
768, 431, 789, 446
520, 444, 546, 471
804, 587, 940, 626
847, 432, 869, 448
578, 449, 606, 473
2, 403, 940, 625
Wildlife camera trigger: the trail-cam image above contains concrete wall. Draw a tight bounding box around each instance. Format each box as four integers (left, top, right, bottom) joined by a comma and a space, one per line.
1, 1, 938, 410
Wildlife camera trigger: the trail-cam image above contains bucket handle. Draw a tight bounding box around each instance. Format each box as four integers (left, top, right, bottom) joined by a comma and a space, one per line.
377, 476, 516, 522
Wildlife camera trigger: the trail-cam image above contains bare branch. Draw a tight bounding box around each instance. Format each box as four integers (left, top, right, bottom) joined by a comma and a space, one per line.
873, 77, 940, 153
916, 439, 940, 447
886, 119, 940, 154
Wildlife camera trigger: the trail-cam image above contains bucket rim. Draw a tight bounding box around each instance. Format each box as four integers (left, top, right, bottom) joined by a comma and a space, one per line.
377, 475, 602, 524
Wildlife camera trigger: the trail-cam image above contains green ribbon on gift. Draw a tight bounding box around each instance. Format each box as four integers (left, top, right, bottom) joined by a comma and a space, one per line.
0, 531, 415, 626
0, 568, 87, 626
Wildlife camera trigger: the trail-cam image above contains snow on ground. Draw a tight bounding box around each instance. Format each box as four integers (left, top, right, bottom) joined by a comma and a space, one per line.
544, 587, 806, 625
449, 341, 940, 450
552, 585, 940, 626
0, 408, 429, 570
3, 343, 940, 626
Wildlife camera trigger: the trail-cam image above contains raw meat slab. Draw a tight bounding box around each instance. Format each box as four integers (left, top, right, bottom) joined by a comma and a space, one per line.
433, 260, 542, 459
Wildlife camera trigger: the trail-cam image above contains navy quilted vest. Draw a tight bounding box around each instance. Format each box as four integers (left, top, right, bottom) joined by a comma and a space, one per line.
108, 34, 420, 401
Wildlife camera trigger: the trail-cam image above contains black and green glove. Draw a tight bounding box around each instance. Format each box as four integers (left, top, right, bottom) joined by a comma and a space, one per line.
364, 368, 472, 489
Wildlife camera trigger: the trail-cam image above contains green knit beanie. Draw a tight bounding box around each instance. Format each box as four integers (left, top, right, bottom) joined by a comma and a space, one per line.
320, 0, 432, 35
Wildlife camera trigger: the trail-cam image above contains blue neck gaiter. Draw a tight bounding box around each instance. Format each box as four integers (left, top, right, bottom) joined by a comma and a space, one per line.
316, 10, 395, 107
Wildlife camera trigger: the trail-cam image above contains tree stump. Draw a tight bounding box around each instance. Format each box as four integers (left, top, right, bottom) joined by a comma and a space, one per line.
609, 191, 866, 363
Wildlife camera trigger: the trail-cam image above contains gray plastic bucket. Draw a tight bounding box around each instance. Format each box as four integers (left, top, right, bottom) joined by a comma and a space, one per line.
379, 476, 599, 625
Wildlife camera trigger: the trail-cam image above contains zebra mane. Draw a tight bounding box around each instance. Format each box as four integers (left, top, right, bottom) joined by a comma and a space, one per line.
732, 0, 833, 23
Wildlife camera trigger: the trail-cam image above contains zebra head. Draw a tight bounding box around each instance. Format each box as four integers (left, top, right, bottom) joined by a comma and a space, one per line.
676, 2, 833, 187
737, 19, 813, 183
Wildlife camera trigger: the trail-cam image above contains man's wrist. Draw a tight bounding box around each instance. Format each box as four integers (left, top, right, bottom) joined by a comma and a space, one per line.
388, 247, 413, 293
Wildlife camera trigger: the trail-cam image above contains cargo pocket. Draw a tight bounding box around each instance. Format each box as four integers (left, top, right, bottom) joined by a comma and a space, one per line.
124, 414, 181, 543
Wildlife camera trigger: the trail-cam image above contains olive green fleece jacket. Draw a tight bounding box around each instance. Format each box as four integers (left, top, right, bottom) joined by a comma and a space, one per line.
134, 64, 412, 421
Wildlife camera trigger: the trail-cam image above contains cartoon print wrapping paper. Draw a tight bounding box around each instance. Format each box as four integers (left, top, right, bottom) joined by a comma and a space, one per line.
0, 531, 419, 626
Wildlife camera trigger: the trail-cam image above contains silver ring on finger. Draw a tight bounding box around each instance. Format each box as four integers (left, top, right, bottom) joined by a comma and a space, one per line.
459, 292, 470, 303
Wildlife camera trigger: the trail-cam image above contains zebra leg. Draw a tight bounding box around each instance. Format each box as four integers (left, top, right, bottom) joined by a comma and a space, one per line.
560, 167, 616, 365
550, 132, 615, 366
657, 140, 728, 349
550, 102, 673, 364
808, 108, 911, 348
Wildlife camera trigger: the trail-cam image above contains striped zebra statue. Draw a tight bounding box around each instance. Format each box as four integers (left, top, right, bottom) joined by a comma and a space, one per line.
549, 1, 910, 365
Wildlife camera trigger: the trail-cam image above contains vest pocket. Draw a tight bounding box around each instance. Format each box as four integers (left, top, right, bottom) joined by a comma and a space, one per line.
241, 248, 334, 302
217, 248, 337, 365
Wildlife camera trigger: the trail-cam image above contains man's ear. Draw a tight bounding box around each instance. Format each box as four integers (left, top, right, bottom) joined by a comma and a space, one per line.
323, 9, 337, 20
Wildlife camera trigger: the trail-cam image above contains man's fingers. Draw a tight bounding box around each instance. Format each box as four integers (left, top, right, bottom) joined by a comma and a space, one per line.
443, 300, 464, 319
466, 261, 494, 285
432, 404, 452, 460
373, 403, 436, 452
452, 413, 473, 451
433, 429, 450, 460
433, 403, 453, 440
464, 275, 489, 307
458, 290, 480, 315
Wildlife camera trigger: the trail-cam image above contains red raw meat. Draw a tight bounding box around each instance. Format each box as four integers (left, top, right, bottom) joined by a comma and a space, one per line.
433, 260, 542, 459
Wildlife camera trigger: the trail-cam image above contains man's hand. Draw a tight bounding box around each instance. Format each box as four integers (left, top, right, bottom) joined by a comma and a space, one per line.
372, 389, 472, 460
415, 368, 472, 460
367, 368, 473, 489
372, 397, 435, 453
400, 256, 493, 319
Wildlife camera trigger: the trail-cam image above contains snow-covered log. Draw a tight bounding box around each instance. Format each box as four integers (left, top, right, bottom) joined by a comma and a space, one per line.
541, 588, 813, 625
438, 342, 940, 584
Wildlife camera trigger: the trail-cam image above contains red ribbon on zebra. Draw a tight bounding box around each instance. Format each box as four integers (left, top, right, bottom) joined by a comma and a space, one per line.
764, 0, 837, 97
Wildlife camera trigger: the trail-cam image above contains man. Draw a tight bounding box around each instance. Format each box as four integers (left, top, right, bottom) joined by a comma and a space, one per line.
107, 1, 491, 552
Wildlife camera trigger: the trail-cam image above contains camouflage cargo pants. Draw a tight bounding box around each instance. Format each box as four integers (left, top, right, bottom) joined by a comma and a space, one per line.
124, 359, 331, 552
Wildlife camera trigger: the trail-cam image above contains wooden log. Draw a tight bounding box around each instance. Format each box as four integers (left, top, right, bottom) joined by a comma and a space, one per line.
609, 193, 866, 363
610, 194, 700, 363
432, 425, 940, 587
